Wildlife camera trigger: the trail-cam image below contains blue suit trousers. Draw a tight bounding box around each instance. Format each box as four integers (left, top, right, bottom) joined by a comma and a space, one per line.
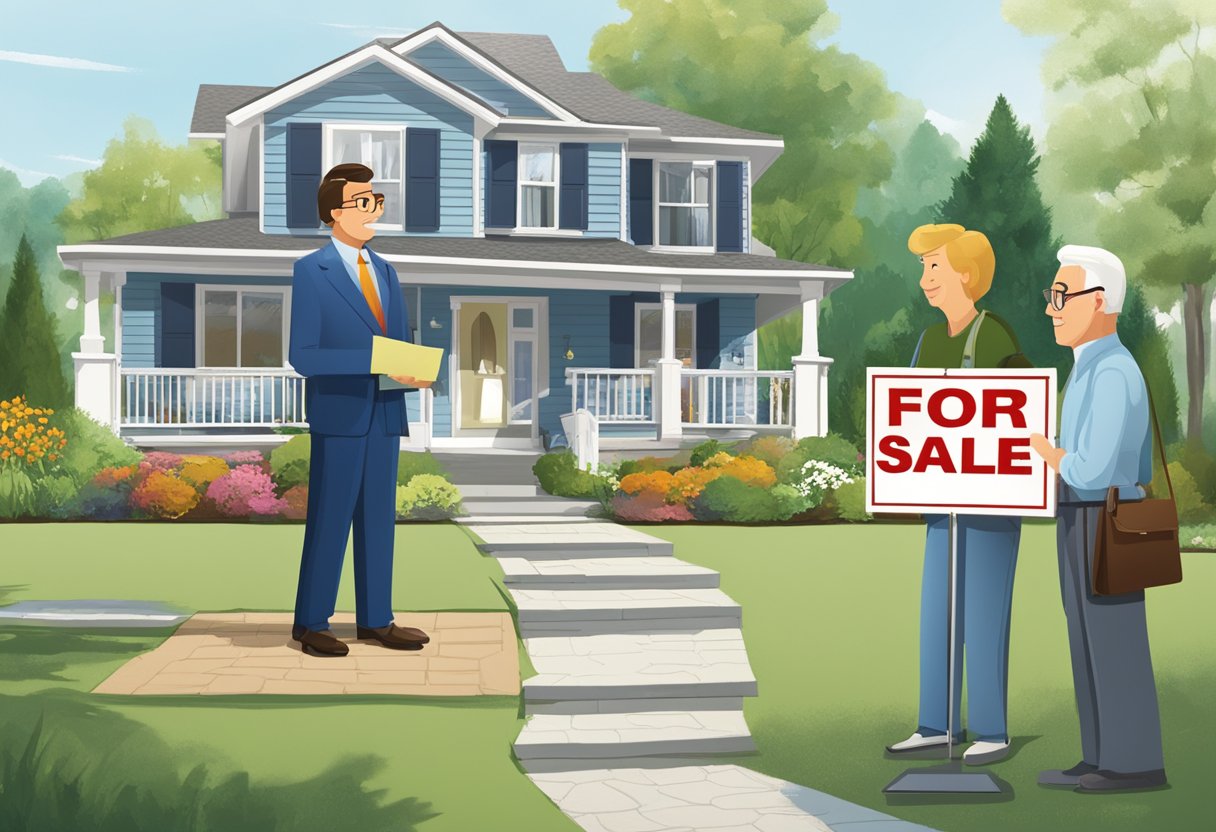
293, 396, 400, 633
917, 513, 1021, 742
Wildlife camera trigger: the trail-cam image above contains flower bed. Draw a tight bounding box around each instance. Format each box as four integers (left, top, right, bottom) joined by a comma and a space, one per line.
0, 396, 462, 522
534, 434, 871, 524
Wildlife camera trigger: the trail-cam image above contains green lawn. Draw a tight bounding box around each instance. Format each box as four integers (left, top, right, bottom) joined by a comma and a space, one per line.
0, 522, 574, 832
641, 521, 1213, 832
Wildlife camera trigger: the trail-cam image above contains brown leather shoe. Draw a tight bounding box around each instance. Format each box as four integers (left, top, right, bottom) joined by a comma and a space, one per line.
356, 623, 429, 650
293, 628, 349, 657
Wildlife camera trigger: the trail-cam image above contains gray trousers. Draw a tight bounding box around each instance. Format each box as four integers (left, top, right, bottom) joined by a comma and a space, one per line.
1057, 505, 1165, 772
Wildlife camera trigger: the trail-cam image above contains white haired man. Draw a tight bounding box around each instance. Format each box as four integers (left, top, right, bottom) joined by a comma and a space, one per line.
1028, 245, 1167, 792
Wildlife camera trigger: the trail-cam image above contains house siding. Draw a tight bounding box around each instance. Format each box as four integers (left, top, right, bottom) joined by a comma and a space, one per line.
407, 42, 552, 118
263, 63, 475, 236
742, 160, 750, 254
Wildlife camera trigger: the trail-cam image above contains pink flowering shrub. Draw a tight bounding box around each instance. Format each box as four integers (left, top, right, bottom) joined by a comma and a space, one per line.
206, 464, 288, 516
138, 451, 183, 474
222, 450, 265, 466
610, 491, 693, 522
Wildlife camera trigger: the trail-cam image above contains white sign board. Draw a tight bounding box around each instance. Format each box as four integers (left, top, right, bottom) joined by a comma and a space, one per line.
866, 368, 1057, 517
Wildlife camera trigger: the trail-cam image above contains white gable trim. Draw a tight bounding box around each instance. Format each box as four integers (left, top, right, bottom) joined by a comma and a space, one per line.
392, 26, 580, 123
225, 44, 503, 128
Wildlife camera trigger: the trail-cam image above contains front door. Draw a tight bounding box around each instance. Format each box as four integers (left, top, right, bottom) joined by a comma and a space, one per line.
635, 303, 696, 418
454, 300, 539, 433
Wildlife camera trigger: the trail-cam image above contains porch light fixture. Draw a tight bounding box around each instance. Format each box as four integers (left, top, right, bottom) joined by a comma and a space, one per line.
563, 335, 574, 361
730, 349, 745, 365
429, 317, 443, 329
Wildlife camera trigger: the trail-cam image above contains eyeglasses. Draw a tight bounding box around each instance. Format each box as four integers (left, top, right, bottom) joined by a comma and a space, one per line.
1042, 285, 1104, 311
339, 193, 385, 213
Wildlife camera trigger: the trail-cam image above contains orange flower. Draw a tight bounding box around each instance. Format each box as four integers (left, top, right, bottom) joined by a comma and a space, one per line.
620, 470, 675, 497
669, 466, 724, 505
718, 455, 777, 489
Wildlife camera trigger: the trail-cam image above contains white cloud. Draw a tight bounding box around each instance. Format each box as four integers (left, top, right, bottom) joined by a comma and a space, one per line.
52, 154, 102, 166
0, 49, 133, 72
925, 109, 965, 135
0, 158, 55, 186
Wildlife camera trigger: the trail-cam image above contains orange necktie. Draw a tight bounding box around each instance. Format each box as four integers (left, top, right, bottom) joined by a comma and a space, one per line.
357, 253, 386, 334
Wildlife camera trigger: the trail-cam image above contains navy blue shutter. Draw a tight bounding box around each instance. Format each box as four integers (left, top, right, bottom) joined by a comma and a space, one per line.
695, 300, 720, 370
485, 140, 517, 229
608, 295, 634, 368
160, 283, 195, 368
628, 158, 653, 246
558, 143, 589, 230
287, 123, 323, 229
715, 161, 743, 252
406, 129, 441, 232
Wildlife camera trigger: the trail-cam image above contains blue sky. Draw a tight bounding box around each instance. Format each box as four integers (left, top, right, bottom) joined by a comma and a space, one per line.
0, 0, 1049, 186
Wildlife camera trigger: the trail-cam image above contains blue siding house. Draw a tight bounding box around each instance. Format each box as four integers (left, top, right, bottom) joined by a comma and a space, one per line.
59, 22, 850, 451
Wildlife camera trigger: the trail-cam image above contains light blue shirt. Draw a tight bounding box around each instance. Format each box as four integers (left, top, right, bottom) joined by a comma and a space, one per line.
329, 237, 381, 306
1058, 332, 1152, 502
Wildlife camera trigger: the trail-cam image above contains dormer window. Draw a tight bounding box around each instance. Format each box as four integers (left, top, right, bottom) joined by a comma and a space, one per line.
518, 143, 558, 229
657, 161, 713, 249
324, 124, 405, 229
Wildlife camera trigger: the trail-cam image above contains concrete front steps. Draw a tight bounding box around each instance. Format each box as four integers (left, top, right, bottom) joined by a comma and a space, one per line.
462, 517, 758, 768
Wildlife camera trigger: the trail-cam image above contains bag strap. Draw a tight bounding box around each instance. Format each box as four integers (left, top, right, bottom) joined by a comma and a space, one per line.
910, 330, 926, 368
961, 310, 986, 369
1143, 385, 1174, 501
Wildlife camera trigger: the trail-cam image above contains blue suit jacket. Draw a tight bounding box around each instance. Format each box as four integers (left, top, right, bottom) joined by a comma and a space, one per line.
288, 242, 410, 437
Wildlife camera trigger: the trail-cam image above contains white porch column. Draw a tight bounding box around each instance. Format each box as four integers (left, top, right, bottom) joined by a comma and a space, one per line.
655, 287, 683, 441
72, 269, 118, 432
791, 281, 832, 440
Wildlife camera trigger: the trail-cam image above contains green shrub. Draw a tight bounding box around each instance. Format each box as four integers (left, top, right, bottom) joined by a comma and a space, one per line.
32, 475, 78, 519
533, 451, 599, 498
1167, 462, 1211, 524
395, 474, 462, 520
771, 483, 810, 519
1182, 524, 1216, 550
776, 432, 862, 483
689, 439, 734, 467
397, 451, 446, 486
0, 467, 36, 518
269, 435, 311, 491
693, 476, 778, 522
55, 408, 141, 487
827, 478, 871, 522
1176, 439, 1216, 500
616, 455, 679, 477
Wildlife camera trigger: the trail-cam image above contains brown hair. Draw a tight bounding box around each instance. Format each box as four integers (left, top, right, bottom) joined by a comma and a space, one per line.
317, 163, 374, 226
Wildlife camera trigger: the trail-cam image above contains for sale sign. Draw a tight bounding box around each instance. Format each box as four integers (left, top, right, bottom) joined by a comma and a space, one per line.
866, 368, 1057, 517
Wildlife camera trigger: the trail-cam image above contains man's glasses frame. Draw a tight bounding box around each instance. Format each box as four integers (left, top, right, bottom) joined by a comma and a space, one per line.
1043, 285, 1104, 311
339, 192, 386, 213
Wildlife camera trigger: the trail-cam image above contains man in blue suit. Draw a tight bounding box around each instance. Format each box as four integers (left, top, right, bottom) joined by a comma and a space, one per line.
288, 162, 432, 657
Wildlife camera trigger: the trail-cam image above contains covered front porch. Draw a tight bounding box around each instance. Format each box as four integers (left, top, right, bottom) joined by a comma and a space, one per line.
58, 218, 847, 452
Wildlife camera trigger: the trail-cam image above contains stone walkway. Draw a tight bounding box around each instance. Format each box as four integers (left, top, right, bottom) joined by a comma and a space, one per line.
461, 489, 937, 832
92, 612, 518, 697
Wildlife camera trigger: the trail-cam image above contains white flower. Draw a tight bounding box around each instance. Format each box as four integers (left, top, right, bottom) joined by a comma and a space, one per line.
792, 459, 854, 499
1192, 536, 1205, 546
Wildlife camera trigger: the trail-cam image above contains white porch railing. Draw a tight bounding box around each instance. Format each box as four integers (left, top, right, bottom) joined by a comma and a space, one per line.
682, 369, 794, 428
565, 368, 655, 424
120, 368, 307, 427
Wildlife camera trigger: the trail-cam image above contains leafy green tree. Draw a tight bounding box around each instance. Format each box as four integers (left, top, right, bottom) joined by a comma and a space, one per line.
59, 116, 221, 243
936, 95, 1064, 377
1005, 0, 1216, 445
590, 0, 897, 266
0, 236, 70, 407
1120, 284, 1182, 445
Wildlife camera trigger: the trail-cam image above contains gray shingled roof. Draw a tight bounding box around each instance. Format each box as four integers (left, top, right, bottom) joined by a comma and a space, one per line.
189, 27, 778, 142
69, 217, 844, 274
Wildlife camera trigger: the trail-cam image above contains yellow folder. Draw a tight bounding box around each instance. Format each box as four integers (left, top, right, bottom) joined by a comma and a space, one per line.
370, 336, 444, 383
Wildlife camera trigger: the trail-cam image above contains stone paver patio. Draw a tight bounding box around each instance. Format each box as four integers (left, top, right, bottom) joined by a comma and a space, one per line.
92, 612, 519, 697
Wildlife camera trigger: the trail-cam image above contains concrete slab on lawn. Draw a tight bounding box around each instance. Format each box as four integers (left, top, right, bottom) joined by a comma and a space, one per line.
92, 612, 519, 697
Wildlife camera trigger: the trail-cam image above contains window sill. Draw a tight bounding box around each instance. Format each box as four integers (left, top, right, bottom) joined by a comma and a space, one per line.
644, 246, 717, 255
493, 228, 586, 237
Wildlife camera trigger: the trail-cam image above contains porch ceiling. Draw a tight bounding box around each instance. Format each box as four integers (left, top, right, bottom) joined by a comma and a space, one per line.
58, 218, 851, 295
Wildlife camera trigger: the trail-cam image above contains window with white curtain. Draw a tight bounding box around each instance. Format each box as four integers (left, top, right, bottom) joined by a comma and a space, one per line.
518, 143, 558, 229
325, 125, 405, 228
657, 162, 713, 248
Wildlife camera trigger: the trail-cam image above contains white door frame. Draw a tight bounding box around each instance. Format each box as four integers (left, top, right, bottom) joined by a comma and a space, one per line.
449, 295, 549, 446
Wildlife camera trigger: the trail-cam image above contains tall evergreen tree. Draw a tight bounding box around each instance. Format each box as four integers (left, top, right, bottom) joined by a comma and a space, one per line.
0, 235, 70, 408
936, 95, 1064, 376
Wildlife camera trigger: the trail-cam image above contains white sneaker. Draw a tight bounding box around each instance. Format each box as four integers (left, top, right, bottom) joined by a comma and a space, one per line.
963, 740, 1010, 766
886, 732, 951, 753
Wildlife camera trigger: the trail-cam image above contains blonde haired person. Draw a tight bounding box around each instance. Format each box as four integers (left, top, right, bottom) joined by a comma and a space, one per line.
886, 224, 1031, 766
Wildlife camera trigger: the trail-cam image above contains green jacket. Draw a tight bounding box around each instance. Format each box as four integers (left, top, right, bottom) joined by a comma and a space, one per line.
912, 310, 1032, 370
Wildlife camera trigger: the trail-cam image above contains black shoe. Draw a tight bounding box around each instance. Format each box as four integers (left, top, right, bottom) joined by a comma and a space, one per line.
1076, 769, 1167, 793
1038, 761, 1098, 787
292, 628, 349, 657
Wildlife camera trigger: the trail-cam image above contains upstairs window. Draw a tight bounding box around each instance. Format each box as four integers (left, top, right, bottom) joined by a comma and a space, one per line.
324, 125, 405, 229
518, 143, 558, 229
657, 162, 712, 248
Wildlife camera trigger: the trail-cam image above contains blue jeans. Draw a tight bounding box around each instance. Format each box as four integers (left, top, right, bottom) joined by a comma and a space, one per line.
917, 513, 1021, 742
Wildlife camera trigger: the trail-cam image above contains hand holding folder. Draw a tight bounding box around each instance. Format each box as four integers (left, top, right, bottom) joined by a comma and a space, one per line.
370, 336, 444, 389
